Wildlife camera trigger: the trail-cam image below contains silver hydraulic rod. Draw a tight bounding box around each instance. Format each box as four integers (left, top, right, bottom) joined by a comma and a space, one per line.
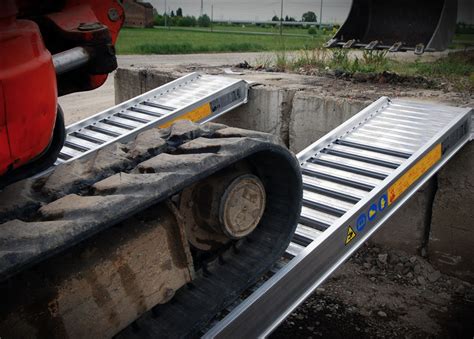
52, 47, 91, 75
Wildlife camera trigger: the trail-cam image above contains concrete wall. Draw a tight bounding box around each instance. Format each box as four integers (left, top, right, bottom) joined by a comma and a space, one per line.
288, 92, 368, 152
115, 68, 474, 282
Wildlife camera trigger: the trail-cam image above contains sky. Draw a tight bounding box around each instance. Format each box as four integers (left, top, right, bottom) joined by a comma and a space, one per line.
146, 0, 473, 24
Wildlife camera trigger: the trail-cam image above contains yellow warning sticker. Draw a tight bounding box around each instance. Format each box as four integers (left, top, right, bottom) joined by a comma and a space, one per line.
388, 144, 442, 205
345, 226, 356, 245
160, 103, 212, 128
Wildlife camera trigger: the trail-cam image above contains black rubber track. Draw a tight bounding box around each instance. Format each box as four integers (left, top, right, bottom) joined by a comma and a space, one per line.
0, 122, 302, 337
117, 148, 302, 338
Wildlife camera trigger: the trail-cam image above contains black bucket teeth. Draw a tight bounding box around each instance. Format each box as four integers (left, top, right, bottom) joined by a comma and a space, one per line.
326, 0, 458, 53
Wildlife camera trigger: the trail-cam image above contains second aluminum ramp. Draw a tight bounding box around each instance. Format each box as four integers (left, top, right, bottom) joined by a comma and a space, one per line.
205, 96, 473, 337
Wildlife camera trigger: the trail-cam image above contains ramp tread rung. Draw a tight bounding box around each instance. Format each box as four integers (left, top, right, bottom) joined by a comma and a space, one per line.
328, 144, 405, 165
302, 165, 376, 192
342, 135, 416, 155
322, 148, 399, 169
303, 190, 354, 216
78, 128, 116, 142
107, 115, 144, 128
285, 242, 305, 258
336, 139, 411, 159
310, 157, 389, 180
302, 175, 366, 203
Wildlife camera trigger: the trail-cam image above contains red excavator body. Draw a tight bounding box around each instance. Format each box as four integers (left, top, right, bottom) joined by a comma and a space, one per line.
0, 7, 57, 176
0, 0, 124, 180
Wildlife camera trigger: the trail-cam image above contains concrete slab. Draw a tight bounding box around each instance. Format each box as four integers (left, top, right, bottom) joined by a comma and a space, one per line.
289, 91, 369, 153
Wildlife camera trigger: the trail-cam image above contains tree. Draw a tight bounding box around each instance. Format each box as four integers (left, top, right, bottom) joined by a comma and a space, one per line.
176, 7, 183, 17
302, 11, 317, 23
198, 14, 211, 27
154, 14, 164, 26
176, 15, 197, 27
285, 15, 289, 21
271, 15, 280, 22
170, 10, 175, 17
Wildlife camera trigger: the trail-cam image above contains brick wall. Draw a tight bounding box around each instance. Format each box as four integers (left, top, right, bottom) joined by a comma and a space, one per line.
122, 0, 154, 28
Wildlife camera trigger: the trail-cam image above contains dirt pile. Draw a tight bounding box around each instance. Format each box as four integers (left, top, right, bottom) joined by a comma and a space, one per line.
272, 244, 474, 338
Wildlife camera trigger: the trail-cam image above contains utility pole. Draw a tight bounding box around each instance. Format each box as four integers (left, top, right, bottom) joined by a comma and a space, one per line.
200, 0, 204, 17
211, 5, 214, 32
280, 0, 283, 36
319, 0, 323, 28
164, 0, 167, 28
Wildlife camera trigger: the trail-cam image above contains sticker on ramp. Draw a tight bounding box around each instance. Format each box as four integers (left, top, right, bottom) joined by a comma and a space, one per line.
388, 144, 441, 205
345, 226, 356, 245
160, 103, 212, 128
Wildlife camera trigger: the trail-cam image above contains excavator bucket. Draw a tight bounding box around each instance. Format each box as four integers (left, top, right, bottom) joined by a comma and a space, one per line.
325, 0, 458, 54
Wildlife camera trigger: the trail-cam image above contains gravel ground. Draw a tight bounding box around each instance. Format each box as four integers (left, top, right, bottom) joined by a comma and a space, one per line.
271, 244, 474, 338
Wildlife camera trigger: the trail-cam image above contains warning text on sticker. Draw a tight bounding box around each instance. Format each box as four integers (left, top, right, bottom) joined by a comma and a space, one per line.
388, 144, 441, 205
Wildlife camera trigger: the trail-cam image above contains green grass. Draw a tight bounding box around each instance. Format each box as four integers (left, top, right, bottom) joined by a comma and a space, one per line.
397, 53, 474, 77
202, 24, 332, 36
450, 33, 474, 49
218, 24, 301, 32
196, 24, 304, 34
394, 51, 474, 92
454, 33, 474, 42
155, 25, 310, 37
156, 23, 335, 36
116, 27, 328, 55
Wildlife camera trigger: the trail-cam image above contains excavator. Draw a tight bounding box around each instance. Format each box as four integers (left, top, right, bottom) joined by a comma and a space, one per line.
1, 0, 472, 338
0, 0, 302, 337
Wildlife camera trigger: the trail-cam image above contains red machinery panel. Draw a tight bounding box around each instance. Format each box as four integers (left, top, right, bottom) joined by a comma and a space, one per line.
0, 0, 124, 177
0, 85, 11, 175
41, 0, 125, 93
0, 11, 57, 176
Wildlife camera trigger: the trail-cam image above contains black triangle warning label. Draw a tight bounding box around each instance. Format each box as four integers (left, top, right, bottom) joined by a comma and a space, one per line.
345, 226, 356, 245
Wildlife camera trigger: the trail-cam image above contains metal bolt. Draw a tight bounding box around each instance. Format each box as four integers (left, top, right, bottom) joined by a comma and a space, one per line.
108, 8, 120, 22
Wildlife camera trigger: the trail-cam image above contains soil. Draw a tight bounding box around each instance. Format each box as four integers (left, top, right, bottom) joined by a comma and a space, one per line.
333, 70, 439, 89
271, 244, 474, 339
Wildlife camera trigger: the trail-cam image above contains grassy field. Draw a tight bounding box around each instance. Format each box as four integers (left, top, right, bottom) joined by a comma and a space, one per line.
116, 27, 329, 54
212, 23, 312, 33
450, 33, 474, 49
453, 33, 474, 41
154, 25, 312, 37
183, 24, 333, 35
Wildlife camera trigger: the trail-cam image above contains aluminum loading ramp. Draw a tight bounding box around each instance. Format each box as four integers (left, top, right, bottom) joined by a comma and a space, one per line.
204, 97, 473, 338
55, 73, 248, 165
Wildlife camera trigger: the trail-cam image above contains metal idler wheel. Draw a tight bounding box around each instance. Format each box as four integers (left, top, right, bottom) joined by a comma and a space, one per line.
219, 174, 266, 239
179, 166, 267, 251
